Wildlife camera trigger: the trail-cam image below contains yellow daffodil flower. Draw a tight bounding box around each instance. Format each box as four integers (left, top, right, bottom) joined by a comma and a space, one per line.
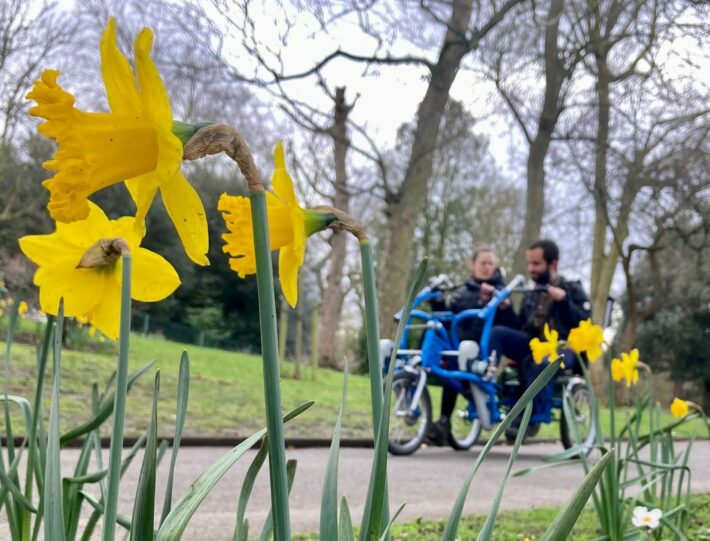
18, 301, 29, 316
19, 202, 180, 339
26, 18, 208, 266
567, 319, 604, 362
670, 397, 689, 419
218, 141, 335, 307
529, 323, 559, 365
610, 348, 640, 387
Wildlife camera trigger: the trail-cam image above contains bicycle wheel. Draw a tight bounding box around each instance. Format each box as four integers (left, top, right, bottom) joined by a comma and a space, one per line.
560, 381, 596, 454
447, 392, 482, 450
387, 372, 431, 456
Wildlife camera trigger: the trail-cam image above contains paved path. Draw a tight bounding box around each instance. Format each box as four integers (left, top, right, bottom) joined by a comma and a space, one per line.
3, 441, 710, 539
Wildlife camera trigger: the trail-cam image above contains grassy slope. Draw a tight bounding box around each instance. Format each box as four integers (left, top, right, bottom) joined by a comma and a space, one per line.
2, 329, 705, 440
3, 332, 374, 439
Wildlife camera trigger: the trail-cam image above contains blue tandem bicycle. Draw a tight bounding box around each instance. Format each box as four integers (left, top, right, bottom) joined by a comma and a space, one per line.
380, 274, 604, 456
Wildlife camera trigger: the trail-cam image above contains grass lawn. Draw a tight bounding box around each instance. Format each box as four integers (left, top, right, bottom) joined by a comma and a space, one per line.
2, 324, 706, 441
293, 493, 710, 540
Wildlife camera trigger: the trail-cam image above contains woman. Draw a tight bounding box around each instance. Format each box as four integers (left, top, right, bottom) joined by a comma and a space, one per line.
427, 245, 516, 446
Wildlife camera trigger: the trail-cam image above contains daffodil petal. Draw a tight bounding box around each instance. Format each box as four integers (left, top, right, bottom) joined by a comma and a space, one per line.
19, 202, 111, 265
272, 142, 299, 208
279, 242, 303, 308
19, 234, 76, 268
131, 247, 181, 301
161, 172, 209, 266
134, 27, 172, 127
100, 18, 142, 115
55, 202, 113, 245
84, 276, 122, 339
274, 140, 286, 169
36, 265, 108, 318
110, 216, 143, 250
125, 175, 159, 237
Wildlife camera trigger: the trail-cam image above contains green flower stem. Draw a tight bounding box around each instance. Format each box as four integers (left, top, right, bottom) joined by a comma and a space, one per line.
358, 239, 390, 539
103, 254, 132, 541
359, 240, 384, 433
22, 317, 54, 538
250, 189, 291, 540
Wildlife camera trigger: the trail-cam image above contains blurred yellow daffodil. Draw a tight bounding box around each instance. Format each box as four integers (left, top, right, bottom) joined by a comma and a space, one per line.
529, 324, 559, 365
19, 202, 180, 339
567, 319, 604, 362
218, 141, 335, 307
611, 348, 640, 387
670, 397, 689, 419
18, 301, 29, 316
26, 18, 208, 265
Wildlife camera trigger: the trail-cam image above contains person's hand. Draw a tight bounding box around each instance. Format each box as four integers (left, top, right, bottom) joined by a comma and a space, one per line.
547, 285, 567, 302
480, 282, 495, 300
500, 298, 511, 309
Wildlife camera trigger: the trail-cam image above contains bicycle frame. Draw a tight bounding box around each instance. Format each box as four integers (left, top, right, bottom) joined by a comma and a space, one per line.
389, 275, 526, 427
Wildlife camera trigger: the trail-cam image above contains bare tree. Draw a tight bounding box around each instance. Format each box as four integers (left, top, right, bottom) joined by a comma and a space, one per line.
213, 0, 526, 336
0, 1, 76, 236
484, 0, 584, 276
279, 85, 358, 368
0, 0, 76, 143
615, 119, 710, 352
392, 99, 523, 276
561, 0, 708, 391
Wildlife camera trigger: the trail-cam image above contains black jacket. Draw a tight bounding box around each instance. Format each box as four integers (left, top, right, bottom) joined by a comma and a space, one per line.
442, 271, 517, 342
517, 275, 592, 340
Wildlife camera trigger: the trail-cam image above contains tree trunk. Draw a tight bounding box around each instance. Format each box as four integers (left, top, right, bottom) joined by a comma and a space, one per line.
310, 305, 319, 381
378, 0, 475, 336
318, 87, 352, 368
511, 0, 565, 277
589, 53, 612, 325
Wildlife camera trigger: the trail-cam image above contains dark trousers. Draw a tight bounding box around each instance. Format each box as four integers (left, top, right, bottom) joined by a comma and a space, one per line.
440, 357, 459, 420
489, 326, 553, 424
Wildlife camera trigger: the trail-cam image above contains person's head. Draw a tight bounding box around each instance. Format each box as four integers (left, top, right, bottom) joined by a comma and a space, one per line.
526, 239, 559, 284
469, 245, 497, 280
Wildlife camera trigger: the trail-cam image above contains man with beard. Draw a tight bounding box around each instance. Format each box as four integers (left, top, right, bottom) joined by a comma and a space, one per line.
488, 239, 592, 439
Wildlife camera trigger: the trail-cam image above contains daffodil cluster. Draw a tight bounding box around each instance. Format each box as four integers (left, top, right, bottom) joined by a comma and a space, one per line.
22, 18, 342, 338
527, 319, 605, 367
27, 19, 208, 266
19, 18, 203, 337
